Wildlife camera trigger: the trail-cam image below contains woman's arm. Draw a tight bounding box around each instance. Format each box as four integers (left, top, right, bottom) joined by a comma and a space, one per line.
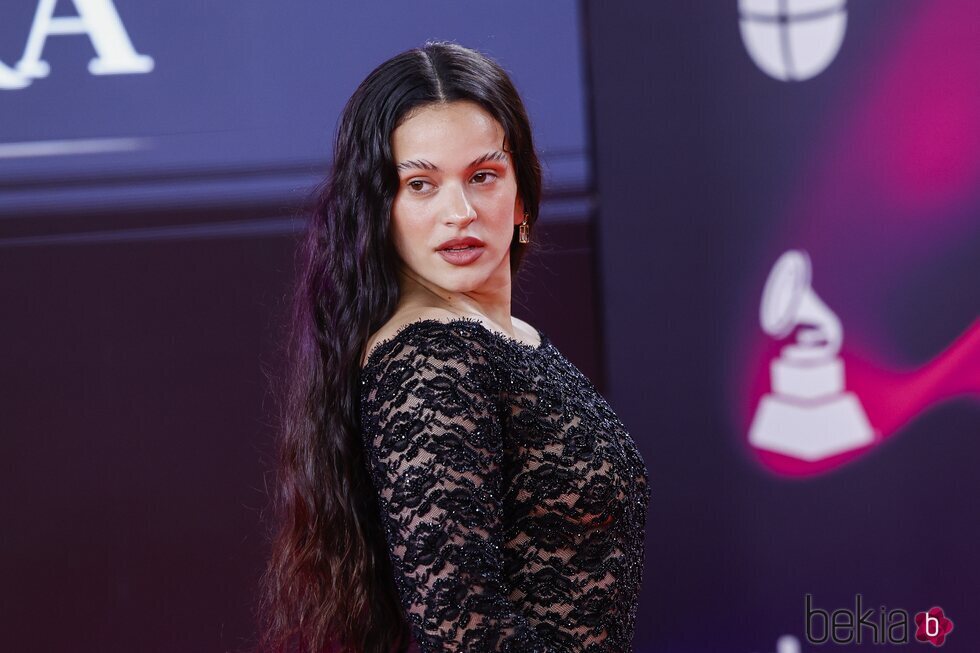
360, 329, 562, 652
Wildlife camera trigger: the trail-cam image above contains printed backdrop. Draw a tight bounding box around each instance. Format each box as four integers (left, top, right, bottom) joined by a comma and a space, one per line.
1, 1, 977, 651
588, 1, 979, 650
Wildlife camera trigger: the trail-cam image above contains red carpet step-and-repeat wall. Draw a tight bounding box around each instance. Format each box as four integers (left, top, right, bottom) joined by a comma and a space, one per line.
2, 1, 977, 651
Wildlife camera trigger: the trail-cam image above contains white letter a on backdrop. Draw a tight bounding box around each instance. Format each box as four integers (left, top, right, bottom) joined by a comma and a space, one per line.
0, 62, 32, 90
15, 0, 154, 80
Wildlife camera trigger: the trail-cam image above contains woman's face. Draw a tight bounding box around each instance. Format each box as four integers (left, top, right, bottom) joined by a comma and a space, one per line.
389, 100, 523, 298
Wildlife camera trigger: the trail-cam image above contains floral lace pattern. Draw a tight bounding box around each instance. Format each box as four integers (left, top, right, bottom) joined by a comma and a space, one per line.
359, 318, 651, 652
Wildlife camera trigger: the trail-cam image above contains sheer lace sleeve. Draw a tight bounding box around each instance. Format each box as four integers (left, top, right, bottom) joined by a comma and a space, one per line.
359, 324, 562, 652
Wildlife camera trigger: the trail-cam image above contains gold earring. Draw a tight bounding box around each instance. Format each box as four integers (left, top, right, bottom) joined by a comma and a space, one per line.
518, 211, 530, 244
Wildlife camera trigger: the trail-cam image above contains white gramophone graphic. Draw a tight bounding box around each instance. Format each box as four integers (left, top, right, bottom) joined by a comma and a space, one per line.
739, 0, 848, 82
748, 250, 876, 461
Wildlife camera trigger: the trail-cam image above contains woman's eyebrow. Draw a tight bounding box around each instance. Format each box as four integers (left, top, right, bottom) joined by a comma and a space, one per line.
396, 150, 508, 172
396, 158, 437, 172
469, 150, 508, 167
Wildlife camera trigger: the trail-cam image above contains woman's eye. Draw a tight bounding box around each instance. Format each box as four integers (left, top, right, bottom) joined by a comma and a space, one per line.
407, 179, 431, 192
472, 171, 498, 184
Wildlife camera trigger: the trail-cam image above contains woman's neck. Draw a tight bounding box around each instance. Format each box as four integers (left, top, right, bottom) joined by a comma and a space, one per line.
397, 269, 515, 335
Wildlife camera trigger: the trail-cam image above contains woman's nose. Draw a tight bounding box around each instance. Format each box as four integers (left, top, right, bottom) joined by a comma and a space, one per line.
444, 183, 476, 225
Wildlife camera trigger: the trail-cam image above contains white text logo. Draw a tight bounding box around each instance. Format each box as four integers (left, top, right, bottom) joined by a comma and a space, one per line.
1, 0, 153, 90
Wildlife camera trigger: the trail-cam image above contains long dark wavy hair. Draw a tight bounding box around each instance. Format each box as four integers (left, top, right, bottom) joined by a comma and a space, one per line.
255, 41, 543, 653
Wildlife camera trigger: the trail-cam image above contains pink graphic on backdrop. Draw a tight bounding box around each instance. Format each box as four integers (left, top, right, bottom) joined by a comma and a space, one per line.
795, 0, 980, 265
735, 0, 980, 477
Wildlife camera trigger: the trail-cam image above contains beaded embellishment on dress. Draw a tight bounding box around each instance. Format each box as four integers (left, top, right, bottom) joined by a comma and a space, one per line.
359, 318, 651, 652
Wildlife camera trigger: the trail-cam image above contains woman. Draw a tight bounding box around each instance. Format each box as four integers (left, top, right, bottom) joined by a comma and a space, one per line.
258, 41, 651, 653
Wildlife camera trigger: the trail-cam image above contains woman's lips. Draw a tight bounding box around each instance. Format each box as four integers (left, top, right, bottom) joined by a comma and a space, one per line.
437, 245, 485, 265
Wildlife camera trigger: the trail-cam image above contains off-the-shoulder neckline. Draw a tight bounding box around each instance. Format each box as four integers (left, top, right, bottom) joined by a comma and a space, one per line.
360, 316, 548, 373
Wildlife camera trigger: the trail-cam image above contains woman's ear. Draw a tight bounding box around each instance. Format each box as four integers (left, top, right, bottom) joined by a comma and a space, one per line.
514, 196, 525, 225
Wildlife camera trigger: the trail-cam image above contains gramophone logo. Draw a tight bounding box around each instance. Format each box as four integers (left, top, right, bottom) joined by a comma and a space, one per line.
747, 249, 980, 476
739, 0, 847, 81
748, 250, 875, 460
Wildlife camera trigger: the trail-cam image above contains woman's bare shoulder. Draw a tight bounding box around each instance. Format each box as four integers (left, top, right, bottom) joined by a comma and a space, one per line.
511, 316, 541, 346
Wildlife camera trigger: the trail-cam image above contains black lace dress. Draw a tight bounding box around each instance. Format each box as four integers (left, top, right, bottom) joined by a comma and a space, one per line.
358, 318, 651, 652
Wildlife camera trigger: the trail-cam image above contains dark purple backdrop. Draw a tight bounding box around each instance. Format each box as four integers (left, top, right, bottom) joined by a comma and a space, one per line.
2, 1, 978, 652
588, 1, 978, 651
